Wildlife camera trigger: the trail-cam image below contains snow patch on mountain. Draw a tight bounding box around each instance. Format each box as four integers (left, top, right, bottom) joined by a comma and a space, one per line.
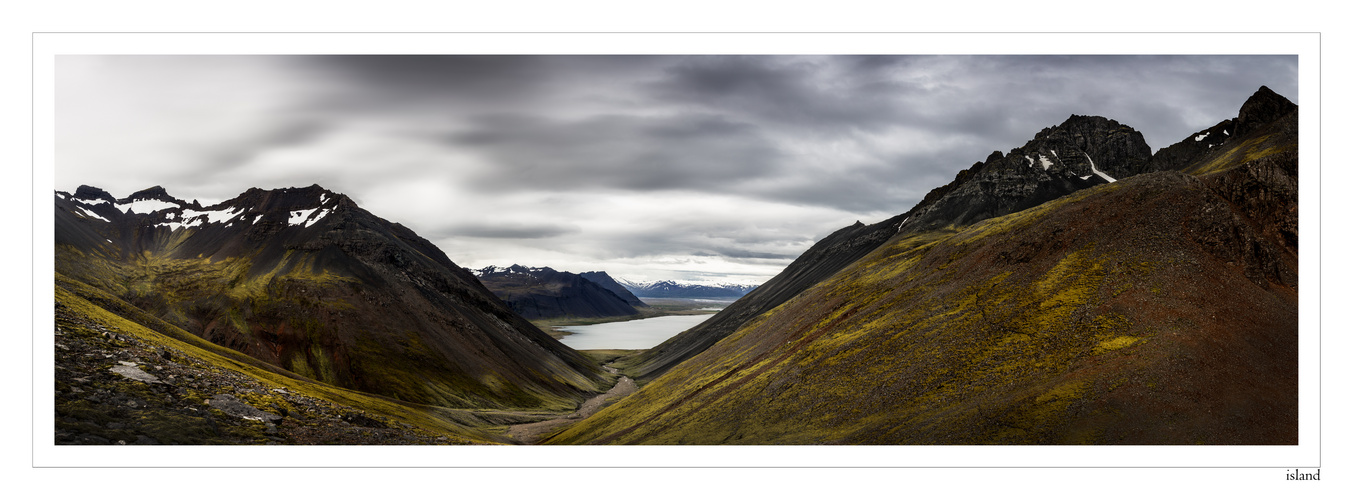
75, 207, 109, 222
178, 206, 243, 227
473, 265, 553, 277
117, 198, 180, 214
617, 278, 759, 298
1083, 153, 1117, 183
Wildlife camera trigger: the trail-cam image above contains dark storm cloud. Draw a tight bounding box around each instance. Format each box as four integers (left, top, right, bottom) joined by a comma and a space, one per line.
447, 111, 785, 192
932, 55, 1300, 149
312, 55, 551, 92
296, 54, 1295, 217
645, 56, 911, 133
293, 55, 668, 115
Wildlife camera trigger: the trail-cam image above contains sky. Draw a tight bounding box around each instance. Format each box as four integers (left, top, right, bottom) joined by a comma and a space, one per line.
54, 54, 1298, 285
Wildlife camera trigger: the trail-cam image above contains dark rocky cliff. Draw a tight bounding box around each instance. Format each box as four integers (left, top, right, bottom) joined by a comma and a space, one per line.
902, 115, 1151, 232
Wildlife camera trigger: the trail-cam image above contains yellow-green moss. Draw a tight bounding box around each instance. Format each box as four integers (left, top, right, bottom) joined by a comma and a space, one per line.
553, 214, 1148, 444
1093, 335, 1141, 355
1185, 134, 1296, 176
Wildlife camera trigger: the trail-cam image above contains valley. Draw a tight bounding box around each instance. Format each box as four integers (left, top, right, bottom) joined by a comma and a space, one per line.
51, 85, 1299, 447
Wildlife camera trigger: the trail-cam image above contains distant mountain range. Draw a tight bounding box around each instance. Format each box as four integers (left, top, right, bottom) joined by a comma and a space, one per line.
616, 279, 758, 299
469, 265, 757, 319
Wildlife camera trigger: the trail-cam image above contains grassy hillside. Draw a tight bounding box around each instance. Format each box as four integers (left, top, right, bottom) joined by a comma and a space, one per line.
548, 160, 1297, 444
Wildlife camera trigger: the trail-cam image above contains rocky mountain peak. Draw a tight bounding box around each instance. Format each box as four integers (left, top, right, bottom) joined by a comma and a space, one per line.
124, 185, 177, 203
1234, 85, 1297, 137
475, 264, 554, 277
1146, 85, 1296, 174
898, 114, 1151, 232
1031, 115, 1152, 177
220, 184, 345, 213
72, 185, 116, 204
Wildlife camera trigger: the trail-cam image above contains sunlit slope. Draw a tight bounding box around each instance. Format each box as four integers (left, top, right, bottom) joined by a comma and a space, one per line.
550, 164, 1297, 444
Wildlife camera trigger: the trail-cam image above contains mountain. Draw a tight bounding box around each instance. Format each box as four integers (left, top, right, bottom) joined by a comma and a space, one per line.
556, 86, 1298, 444
55, 184, 609, 414
472, 265, 642, 320
577, 271, 647, 307
899, 115, 1150, 233
615, 114, 1153, 380
618, 279, 758, 299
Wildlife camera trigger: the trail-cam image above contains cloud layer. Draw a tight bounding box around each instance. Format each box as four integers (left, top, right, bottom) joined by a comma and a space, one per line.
55, 54, 1298, 283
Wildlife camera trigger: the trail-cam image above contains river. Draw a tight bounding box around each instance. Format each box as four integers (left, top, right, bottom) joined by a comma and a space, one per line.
556, 313, 715, 350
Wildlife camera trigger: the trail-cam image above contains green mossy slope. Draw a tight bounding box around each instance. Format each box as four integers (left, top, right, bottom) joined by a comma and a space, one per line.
549, 168, 1297, 445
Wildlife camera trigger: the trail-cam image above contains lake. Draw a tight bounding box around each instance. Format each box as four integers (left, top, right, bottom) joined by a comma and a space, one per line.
557, 314, 716, 350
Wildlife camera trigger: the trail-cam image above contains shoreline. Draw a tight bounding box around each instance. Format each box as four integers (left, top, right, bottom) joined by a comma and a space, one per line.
533, 298, 735, 340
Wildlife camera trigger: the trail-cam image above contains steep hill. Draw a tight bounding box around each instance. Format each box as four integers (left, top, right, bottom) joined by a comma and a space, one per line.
473, 265, 642, 320
615, 114, 1154, 380
577, 271, 648, 307
556, 87, 1298, 444
55, 185, 609, 412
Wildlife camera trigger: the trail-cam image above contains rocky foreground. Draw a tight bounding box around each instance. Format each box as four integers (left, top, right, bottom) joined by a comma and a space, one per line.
54, 303, 480, 445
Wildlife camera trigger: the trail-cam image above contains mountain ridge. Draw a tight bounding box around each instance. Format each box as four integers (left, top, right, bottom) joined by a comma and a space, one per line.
616, 279, 757, 299
616, 109, 1159, 380
56, 184, 611, 413
574, 85, 1299, 444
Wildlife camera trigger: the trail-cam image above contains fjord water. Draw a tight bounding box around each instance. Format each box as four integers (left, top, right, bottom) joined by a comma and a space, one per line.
558, 314, 716, 350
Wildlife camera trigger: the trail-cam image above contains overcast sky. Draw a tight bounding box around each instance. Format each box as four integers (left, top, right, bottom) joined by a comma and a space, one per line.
54, 54, 1297, 284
